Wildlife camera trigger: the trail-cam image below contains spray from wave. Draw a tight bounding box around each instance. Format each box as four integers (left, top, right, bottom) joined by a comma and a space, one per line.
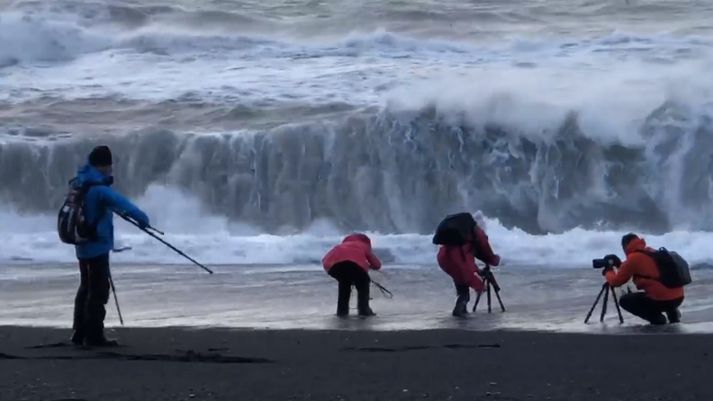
3, 185, 713, 268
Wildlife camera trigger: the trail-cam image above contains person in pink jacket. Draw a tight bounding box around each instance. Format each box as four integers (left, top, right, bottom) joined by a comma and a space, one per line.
437, 226, 501, 317
322, 233, 382, 317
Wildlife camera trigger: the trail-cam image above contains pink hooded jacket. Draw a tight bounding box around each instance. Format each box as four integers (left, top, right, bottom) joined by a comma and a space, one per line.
322, 233, 382, 273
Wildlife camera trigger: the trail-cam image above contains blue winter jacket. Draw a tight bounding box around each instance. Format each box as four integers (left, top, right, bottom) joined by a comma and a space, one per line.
72, 164, 150, 260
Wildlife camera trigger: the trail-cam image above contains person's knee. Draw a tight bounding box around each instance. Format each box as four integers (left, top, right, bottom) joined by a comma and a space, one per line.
75, 285, 88, 297
618, 293, 637, 312
338, 285, 351, 296
89, 284, 110, 304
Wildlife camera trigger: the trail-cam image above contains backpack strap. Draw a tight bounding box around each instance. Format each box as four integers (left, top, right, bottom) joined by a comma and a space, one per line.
630, 249, 659, 281
77, 180, 110, 229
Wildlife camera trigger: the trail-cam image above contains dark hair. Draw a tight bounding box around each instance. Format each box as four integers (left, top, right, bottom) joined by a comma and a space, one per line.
621, 233, 639, 250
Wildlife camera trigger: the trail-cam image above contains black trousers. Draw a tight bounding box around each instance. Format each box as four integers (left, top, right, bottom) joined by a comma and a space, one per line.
455, 283, 470, 304
619, 292, 683, 324
328, 262, 371, 315
73, 253, 111, 341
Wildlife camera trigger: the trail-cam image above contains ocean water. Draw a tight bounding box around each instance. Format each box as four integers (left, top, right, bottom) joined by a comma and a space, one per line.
2, 0, 713, 329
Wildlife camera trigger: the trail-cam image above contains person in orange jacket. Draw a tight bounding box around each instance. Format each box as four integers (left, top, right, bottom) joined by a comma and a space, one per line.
437, 226, 500, 317
605, 233, 684, 325
322, 233, 382, 317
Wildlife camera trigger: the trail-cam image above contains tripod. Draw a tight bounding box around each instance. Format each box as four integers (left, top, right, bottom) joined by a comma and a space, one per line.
584, 282, 624, 324
108, 271, 124, 326
473, 266, 506, 313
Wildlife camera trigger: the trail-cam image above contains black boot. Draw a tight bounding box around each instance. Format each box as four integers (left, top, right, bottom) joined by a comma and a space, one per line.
649, 314, 667, 325
359, 308, 376, 317
666, 308, 681, 323
70, 331, 84, 346
452, 284, 470, 318
452, 301, 468, 318
357, 281, 375, 317
84, 335, 119, 347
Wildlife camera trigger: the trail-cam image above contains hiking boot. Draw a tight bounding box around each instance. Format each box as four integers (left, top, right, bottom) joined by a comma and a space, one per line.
666, 308, 681, 324
83, 336, 119, 347
70, 331, 84, 346
649, 314, 667, 325
452, 303, 468, 318
358, 308, 376, 317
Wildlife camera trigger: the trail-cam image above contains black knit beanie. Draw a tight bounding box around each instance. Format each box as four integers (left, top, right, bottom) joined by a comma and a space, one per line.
88, 145, 113, 167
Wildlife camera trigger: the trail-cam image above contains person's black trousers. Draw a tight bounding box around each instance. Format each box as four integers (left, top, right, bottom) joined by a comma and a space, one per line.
73, 253, 111, 342
619, 292, 683, 324
328, 262, 371, 316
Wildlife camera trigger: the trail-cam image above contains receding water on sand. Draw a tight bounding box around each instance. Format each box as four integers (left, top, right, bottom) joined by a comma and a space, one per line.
2, 264, 712, 333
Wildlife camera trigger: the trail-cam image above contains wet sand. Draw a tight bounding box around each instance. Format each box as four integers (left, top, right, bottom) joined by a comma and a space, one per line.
1, 325, 711, 401
3, 264, 713, 333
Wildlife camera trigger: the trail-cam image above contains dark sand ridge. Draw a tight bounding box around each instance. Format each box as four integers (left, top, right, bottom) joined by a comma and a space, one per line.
1, 326, 711, 401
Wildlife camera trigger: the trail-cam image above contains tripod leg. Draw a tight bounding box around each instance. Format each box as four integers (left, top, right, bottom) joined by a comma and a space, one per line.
493, 288, 506, 312
585, 284, 607, 323
108, 273, 124, 326
610, 286, 624, 324
600, 285, 609, 322
487, 279, 492, 313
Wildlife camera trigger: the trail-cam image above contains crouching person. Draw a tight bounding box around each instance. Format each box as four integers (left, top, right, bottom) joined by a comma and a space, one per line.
605, 233, 685, 325
322, 233, 382, 317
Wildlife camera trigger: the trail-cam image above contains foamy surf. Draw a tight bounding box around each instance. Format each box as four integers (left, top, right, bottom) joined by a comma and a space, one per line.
3, 187, 713, 268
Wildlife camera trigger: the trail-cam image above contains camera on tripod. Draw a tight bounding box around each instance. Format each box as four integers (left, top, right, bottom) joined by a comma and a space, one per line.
592, 254, 622, 270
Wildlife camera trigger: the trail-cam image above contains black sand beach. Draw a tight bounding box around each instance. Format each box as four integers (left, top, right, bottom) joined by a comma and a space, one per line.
1, 326, 711, 401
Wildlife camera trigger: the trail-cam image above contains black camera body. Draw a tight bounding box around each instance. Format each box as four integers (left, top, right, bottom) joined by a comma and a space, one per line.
592, 254, 622, 269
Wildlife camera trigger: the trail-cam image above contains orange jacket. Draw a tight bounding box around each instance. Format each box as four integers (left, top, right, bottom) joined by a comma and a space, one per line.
322, 233, 382, 273
605, 237, 684, 301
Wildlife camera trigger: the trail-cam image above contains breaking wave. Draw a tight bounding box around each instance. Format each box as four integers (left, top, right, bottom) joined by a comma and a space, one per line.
3, 90, 713, 235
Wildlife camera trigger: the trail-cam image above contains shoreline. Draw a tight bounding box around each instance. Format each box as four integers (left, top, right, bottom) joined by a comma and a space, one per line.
0, 321, 706, 335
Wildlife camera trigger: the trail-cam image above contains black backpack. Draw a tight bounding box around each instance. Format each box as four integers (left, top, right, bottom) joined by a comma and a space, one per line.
57, 181, 100, 245
637, 248, 692, 288
433, 212, 477, 246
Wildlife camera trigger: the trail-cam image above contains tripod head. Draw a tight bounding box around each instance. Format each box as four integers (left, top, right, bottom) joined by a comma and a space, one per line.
480, 265, 500, 292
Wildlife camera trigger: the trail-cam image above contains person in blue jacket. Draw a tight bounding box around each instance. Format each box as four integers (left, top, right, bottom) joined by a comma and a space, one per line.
71, 145, 150, 347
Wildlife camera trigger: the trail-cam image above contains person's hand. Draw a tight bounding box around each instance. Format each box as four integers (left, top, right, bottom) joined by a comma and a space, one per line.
472, 274, 485, 293
602, 266, 614, 276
